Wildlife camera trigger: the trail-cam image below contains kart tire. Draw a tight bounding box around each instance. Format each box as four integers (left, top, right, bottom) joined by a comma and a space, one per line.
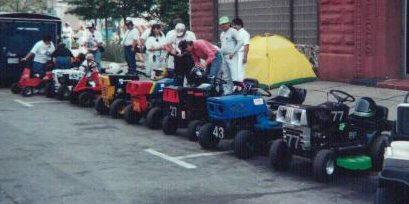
234, 130, 256, 159
146, 107, 162, 129
70, 92, 79, 104
44, 82, 55, 98
313, 149, 336, 182
95, 97, 109, 115
124, 104, 141, 124
56, 85, 70, 100
162, 115, 178, 135
22, 87, 33, 97
78, 92, 94, 107
187, 120, 203, 141
10, 83, 21, 94
269, 139, 292, 171
198, 123, 220, 149
110, 99, 127, 119
375, 187, 394, 204
369, 135, 388, 172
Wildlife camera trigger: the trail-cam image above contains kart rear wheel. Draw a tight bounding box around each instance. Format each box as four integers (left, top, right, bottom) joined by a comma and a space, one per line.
313, 149, 336, 182
56, 85, 70, 100
269, 139, 292, 171
124, 104, 141, 124
44, 82, 55, 98
198, 123, 220, 149
10, 83, 21, 94
146, 107, 162, 129
162, 115, 178, 135
22, 87, 33, 97
78, 92, 94, 107
187, 120, 203, 141
95, 97, 109, 115
234, 130, 256, 159
110, 99, 127, 119
370, 135, 388, 172
70, 92, 78, 104
375, 187, 394, 204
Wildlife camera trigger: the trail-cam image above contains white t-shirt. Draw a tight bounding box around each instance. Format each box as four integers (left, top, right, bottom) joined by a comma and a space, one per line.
62, 26, 73, 38
238, 28, 250, 52
122, 28, 140, 46
165, 30, 196, 53
79, 60, 98, 72
30, 41, 55, 64
141, 28, 151, 42
86, 30, 103, 51
146, 35, 167, 70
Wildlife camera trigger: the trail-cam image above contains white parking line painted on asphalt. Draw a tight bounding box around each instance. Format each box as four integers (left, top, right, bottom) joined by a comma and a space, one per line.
14, 99, 33, 107
144, 148, 197, 169
175, 151, 234, 160
29, 101, 63, 104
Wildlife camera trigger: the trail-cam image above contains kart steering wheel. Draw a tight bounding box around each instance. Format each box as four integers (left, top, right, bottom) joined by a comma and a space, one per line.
257, 88, 272, 97
329, 90, 355, 104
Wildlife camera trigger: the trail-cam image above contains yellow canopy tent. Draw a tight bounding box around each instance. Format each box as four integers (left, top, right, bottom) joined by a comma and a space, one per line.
246, 35, 317, 88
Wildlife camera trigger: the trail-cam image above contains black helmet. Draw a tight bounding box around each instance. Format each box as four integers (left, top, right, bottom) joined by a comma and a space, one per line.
188, 66, 207, 86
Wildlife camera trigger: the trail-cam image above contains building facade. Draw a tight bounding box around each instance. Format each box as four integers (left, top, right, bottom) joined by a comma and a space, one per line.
190, 0, 405, 82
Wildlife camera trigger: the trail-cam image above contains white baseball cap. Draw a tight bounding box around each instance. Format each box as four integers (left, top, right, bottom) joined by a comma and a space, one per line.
175, 23, 186, 37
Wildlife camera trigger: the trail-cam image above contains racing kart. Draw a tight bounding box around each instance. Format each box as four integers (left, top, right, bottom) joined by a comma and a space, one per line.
269, 90, 392, 182
198, 85, 307, 159
70, 67, 102, 107
46, 69, 84, 100
375, 93, 409, 204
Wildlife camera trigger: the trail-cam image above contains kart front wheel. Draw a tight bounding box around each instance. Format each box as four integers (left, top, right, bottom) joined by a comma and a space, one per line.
269, 139, 292, 171
44, 82, 55, 98
146, 107, 162, 129
110, 99, 127, 119
78, 92, 94, 107
162, 115, 178, 135
313, 149, 336, 182
70, 92, 78, 104
95, 97, 109, 115
198, 123, 220, 149
370, 135, 388, 172
22, 87, 33, 97
124, 104, 141, 124
56, 85, 70, 100
10, 83, 21, 94
187, 120, 203, 141
375, 187, 395, 204
234, 130, 256, 159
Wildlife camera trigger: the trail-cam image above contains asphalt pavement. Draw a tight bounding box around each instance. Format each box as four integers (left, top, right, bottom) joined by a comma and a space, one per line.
0, 80, 406, 204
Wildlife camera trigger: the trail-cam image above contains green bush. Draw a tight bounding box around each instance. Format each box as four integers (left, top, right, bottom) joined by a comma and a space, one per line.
103, 42, 125, 63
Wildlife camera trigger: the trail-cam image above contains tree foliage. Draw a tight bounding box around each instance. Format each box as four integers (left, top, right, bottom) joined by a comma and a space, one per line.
152, 0, 190, 31
0, 0, 47, 13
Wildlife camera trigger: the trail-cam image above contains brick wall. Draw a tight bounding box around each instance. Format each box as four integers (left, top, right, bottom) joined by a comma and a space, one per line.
190, 0, 215, 42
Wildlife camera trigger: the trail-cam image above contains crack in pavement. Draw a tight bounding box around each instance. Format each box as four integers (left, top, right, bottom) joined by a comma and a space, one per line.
0, 186, 20, 204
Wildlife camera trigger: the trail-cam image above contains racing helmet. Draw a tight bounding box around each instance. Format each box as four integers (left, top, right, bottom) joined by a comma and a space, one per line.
188, 66, 207, 86
353, 97, 376, 117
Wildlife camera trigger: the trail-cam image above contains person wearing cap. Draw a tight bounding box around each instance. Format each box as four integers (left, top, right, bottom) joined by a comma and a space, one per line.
62, 22, 73, 50
122, 20, 140, 75
164, 23, 196, 86
22, 35, 55, 77
219, 16, 242, 93
178, 40, 224, 89
232, 18, 250, 82
85, 23, 103, 71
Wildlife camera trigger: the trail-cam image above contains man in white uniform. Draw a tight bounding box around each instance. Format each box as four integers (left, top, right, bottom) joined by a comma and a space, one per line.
62, 23, 73, 50
232, 18, 250, 82
85, 23, 103, 71
164, 23, 196, 85
121, 20, 139, 75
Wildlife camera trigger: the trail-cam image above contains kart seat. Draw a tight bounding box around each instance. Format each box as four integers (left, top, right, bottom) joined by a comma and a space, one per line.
349, 97, 388, 130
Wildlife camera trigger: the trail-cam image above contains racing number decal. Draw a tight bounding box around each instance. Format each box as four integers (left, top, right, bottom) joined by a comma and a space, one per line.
170, 106, 177, 117
213, 126, 224, 139
331, 111, 344, 122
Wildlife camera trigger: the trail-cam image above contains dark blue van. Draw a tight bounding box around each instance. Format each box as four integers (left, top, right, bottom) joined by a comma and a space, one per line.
0, 13, 61, 86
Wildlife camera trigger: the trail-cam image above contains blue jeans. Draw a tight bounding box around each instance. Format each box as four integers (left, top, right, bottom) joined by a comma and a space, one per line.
32, 61, 46, 76
91, 50, 102, 71
124, 46, 137, 73
206, 51, 223, 77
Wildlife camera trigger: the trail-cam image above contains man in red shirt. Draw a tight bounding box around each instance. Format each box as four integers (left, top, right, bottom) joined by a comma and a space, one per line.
178, 40, 223, 78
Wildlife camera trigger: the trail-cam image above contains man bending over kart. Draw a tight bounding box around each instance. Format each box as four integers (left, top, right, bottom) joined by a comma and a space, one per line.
22, 35, 55, 77
179, 40, 233, 94
51, 43, 74, 69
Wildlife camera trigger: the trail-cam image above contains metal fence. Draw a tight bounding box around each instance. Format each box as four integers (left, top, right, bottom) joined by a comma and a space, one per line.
217, 0, 319, 67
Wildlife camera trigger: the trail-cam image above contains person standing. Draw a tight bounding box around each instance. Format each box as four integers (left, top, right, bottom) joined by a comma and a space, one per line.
219, 16, 243, 93
62, 23, 73, 50
121, 20, 139, 75
164, 23, 196, 86
22, 35, 55, 77
76, 25, 87, 54
178, 40, 222, 78
85, 23, 103, 71
232, 18, 250, 82
145, 24, 166, 80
